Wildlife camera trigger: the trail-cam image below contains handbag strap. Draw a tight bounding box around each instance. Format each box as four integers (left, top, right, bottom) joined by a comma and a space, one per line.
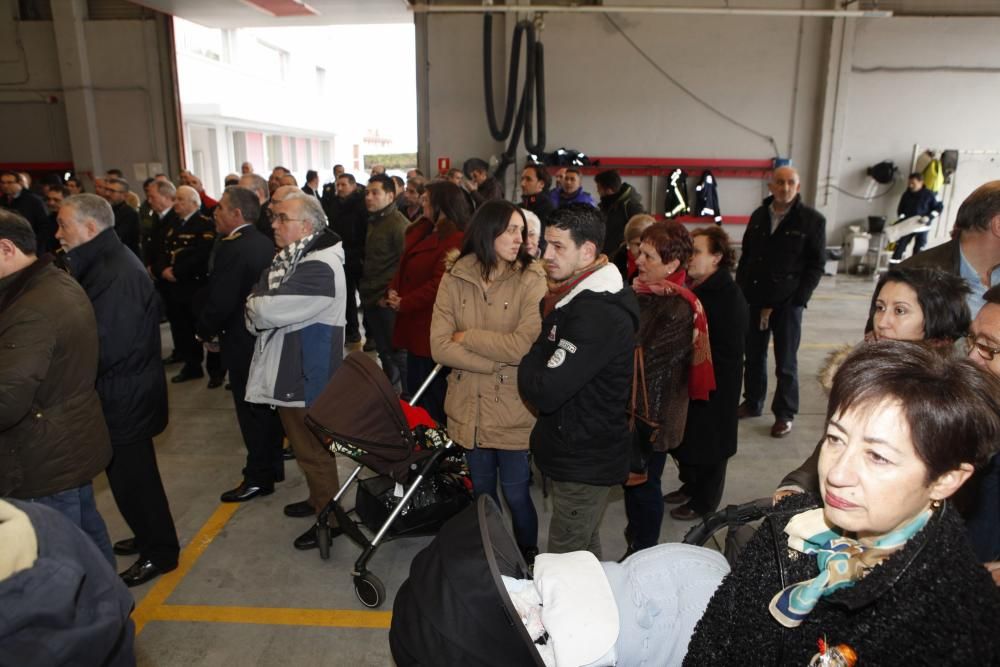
628, 345, 653, 431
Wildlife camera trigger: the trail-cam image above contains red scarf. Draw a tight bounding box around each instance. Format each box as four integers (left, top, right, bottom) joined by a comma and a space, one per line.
633, 269, 716, 401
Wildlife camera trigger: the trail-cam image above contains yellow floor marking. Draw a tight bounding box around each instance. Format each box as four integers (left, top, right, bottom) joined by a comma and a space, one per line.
132, 502, 241, 635
149, 604, 392, 629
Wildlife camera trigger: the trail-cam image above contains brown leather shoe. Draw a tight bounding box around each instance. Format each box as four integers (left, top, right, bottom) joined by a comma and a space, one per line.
771, 419, 793, 438
669, 504, 701, 521
663, 488, 691, 505
737, 402, 761, 419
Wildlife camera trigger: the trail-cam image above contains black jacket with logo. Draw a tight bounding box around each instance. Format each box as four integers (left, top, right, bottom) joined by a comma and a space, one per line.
518, 265, 640, 486
735, 195, 826, 308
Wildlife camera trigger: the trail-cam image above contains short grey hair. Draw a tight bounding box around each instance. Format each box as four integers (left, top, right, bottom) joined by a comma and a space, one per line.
107, 177, 130, 193
153, 180, 176, 199
64, 194, 114, 230
285, 192, 327, 233
241, 173, 268, 198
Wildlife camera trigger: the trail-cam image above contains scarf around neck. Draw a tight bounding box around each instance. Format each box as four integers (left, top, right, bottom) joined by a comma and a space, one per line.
633, 269, 716, 401
541, 255, 609, 318
267, 231, 318, 290
768, 507, 932, 628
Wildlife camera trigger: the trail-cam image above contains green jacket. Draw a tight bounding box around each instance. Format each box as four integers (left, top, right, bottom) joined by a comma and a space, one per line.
359, 204, 408, 308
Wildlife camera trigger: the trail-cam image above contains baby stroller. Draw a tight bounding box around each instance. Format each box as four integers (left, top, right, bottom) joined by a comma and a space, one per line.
304, 351, 472, 608
682, 497, 774, 565
391, 496, 729, 666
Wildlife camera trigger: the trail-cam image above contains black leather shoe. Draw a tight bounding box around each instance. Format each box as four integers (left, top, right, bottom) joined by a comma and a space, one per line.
162, 353, 181, 365
207, 375, 225, 389
119, 558, 176, 587
171, 368, 205, 384
220, 482, 273, 503
294, 523, 342, 550
284, 500, 314, 518
113, 537, 138, 556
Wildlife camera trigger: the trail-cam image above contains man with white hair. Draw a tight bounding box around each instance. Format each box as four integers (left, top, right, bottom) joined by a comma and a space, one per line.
153, 185, 216, 384
245, 191, 348, 550
240, 172, 274, 243
57, 194, 178, 587
241, 161, 254, 175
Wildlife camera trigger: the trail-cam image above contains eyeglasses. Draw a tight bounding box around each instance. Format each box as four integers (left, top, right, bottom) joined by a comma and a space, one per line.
965, 334, 1000, 362
271, 212, 307, 225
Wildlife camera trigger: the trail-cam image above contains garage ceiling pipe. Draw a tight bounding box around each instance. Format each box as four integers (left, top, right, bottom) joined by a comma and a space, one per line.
410, 4, 892, 19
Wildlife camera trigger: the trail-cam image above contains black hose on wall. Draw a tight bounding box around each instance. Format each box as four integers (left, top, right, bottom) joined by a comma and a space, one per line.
482, 14, 546, 179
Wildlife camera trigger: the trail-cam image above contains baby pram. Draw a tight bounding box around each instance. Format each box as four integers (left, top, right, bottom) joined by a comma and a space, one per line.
390, 496, 729, 666
304, 351, 472, 608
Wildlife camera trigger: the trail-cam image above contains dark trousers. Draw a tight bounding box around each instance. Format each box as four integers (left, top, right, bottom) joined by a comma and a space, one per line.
676, 458, 729, 515
892, 231, 929, 260
623, 448, 668, 551
405, 354, 448, 426
106, 438, 180, 570
363, 304, 407, 390
345, 270, 362, 338
29, 482, 115, 569
743, 304, 803, 420
230, 376, 285, 489
466, 446, 537, 549
166, 295, 203, 373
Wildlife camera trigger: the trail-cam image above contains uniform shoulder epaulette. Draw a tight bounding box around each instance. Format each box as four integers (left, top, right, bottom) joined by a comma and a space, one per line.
223, 231, 243, 241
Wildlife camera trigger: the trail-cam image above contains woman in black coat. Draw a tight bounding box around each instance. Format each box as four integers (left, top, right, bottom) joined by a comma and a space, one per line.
666, 227, 747, 520
684, 343, 1000, 665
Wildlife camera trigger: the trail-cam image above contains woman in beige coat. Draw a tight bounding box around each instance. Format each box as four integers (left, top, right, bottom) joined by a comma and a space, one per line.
430, 200, 547, 561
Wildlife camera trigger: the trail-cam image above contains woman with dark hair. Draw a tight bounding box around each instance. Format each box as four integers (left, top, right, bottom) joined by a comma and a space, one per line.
623, 221, 715, 555
664, 226, 748, 520
430, 200, 547, 562
776, 266, 971, 502
686, 342, 1000, 664
869, 266, 970, 343
386, 181, 469, 422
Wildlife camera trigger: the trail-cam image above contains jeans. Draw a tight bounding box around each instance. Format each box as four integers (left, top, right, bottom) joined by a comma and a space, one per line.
465, 446, 538, 549
363, 304, 407, 390
892, 231, 929, 260
744, 304, 804, 420
623, 449, 668, 551
28, 482, 115, 568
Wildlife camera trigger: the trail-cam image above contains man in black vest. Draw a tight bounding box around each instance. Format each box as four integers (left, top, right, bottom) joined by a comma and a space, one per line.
735, 166, 826, 438
197, 187, 285, 502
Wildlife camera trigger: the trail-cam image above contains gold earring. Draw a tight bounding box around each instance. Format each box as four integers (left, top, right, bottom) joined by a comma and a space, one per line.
931, 499, 942, 509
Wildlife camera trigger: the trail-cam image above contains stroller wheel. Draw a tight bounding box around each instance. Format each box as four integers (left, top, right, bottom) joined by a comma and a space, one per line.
354, 573, 385, 609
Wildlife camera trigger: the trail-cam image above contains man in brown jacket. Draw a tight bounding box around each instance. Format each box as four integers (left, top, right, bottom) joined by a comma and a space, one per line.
0, 210, 114, 566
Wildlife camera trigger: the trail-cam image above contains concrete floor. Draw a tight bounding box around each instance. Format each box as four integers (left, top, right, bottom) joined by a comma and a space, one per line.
94, 274, 875, 666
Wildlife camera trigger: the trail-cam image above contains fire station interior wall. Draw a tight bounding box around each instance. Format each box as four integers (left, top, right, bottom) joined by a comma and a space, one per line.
0, 8, 177, 185
420, 6, 1000, 246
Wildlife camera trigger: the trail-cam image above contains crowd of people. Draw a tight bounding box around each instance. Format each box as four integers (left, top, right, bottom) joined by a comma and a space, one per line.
2, 159, 1000, 663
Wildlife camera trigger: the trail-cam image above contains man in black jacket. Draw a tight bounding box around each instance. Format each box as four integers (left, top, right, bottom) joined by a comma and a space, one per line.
57, 194, 178, 587
196, 187, 285, 504
103, 177, 141, 257
520, 163, 556, 224
595, 169, 645, 257
519, 204, 639, 558
1, 171, 50, 254
892, 172, 943, 261
735, 166, 826, 438
323, 173, 368, 344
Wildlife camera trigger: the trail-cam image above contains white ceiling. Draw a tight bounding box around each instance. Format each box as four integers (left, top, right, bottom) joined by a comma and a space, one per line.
131, 0, 414, 27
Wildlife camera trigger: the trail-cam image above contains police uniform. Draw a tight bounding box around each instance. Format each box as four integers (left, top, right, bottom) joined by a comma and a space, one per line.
197, 223, 284, 490
154, 210, 216, 378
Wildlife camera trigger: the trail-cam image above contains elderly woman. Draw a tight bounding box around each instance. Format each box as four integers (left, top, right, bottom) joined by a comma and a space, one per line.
685, 342, 1000, 664
386, 181, 469, 423
665, 227, 748, 521
522, 208, 542, 259
430, 200, 547, 563
623, 221, 714, 555
776, 266, 970, 500
612, 213, 655, 282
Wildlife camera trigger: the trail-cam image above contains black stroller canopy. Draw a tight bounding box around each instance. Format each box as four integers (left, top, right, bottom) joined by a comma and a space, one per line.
390, 496, 545, 667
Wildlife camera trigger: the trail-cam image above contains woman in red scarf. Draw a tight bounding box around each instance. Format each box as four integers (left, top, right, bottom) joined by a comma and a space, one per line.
623, 221, 714, 556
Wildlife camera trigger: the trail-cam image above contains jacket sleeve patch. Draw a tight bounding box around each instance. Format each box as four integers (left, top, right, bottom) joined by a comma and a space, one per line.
547, 348, 567, 368
557, 339, 577, 354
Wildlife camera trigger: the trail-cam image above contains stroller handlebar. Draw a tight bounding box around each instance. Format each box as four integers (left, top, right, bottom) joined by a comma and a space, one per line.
409, 363, 444, 406
682, 497, 772, 547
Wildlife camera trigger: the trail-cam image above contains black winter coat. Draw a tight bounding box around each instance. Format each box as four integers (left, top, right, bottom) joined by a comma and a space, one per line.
1, 190, 49, 253
684, 494, 1000, 665
196, 224, 276, 387
674, 269, 748, 464
521, 191, 556, 225
634, 293, 691, 452
519, 267, 640, 486
598, 183, 645, 257
65, 228, 168, 445
322, 190, 367, 275
736, 195, 826, 307
111, 201, 141, 257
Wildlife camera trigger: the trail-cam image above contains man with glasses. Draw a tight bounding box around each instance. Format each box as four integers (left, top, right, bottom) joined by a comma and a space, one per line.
0, 171, 49, 254
244, 189, 347, 550
103, 177, 141, 257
